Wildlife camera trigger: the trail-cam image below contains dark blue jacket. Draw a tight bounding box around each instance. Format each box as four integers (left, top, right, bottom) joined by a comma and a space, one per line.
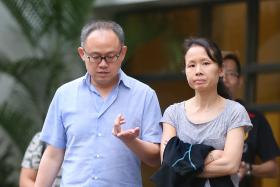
151, 136, 234, 187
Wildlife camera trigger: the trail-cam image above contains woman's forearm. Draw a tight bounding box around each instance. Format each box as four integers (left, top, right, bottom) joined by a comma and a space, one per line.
200, 156, 240, 177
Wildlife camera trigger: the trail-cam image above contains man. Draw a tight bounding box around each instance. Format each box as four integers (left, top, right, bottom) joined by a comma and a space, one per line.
223, 52, 280, 187
34, 20, 162, 187
19, 132, 61, 187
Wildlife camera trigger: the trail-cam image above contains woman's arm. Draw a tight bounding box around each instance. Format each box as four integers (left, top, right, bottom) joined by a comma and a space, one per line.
200, 127, 245, 178
19, 168, 37, 187
204, 150, 224, 166
34, 145, 64, 187
160, 123, 176, 162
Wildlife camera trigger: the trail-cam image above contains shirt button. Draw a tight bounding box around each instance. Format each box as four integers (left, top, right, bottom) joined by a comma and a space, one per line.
95, 154, 100, 158
92, 176, 98, 180
97, 133, 102, 137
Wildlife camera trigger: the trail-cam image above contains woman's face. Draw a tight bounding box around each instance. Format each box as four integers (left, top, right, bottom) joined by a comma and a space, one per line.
184, 45, 223, 92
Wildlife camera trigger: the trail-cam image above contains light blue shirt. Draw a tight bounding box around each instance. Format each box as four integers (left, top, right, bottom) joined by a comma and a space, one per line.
40, 70, 162, 187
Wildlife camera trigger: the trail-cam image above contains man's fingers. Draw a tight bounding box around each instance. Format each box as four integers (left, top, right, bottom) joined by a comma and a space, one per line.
114, 114, 126, 125
114, 114, 122, 124
133, 127, 140, 135
113, 114, 126, 135
116, 127, 140, 137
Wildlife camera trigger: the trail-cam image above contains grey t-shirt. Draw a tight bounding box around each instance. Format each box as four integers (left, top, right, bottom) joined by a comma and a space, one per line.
161, 99, 252, 187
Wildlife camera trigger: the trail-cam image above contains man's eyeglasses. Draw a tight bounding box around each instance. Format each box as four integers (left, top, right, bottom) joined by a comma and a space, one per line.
83, 47, 122, 64
224, 71, 239, 78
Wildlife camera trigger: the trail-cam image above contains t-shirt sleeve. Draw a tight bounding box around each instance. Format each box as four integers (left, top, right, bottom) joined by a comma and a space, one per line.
21, 132, 43, 169
255, 112, 280, 161
228, 102, 252, 132
161, 104, 177, 129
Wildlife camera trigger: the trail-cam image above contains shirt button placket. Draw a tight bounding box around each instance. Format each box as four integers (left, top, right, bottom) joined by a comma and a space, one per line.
92, 132, 103, 182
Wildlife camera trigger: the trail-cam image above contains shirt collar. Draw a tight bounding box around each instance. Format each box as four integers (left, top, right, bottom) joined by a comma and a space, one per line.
82, 69, 132, 90
118, 69, 132, 89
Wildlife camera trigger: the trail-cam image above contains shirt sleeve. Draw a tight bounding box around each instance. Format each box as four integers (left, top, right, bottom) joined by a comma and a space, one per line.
141, 90, 162, 143
21, 132, 43, 169
40, 88, 66, 149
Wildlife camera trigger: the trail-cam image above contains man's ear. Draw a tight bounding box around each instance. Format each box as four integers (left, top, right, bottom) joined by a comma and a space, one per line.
219, 67, 224, 77
238, 75, 244, 89
77, 47, 86, 61
121, 45, 127, 58
119, 46, 127, 63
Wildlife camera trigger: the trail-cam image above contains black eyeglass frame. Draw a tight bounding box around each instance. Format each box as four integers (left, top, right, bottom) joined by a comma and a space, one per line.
83, 46, 123, 64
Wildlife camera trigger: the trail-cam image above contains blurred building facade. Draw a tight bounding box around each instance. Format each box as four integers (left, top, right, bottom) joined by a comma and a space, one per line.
0, 0, 279, 187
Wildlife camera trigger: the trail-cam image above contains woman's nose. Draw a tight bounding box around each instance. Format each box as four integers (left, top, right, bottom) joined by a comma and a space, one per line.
195, 64, 202, 75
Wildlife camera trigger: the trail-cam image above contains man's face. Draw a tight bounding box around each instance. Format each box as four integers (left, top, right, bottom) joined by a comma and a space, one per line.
222, 59, 240, 98
78, 29, 127, 88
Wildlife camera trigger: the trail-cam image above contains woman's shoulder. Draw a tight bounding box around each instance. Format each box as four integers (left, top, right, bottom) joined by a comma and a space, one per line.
165, 101, 185, 111
162, 101, 186, 117
224, 99, 249, 118
226, 99, 246, 110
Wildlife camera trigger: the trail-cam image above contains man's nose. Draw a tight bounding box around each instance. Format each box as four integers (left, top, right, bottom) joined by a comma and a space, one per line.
222, 71, 231, 83
99, 58, 108, 67
222, 74, 227, 82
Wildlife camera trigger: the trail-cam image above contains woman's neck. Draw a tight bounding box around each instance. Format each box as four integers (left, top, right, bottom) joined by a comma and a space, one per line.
192, 90, 222, 111
185, 91, 226, 124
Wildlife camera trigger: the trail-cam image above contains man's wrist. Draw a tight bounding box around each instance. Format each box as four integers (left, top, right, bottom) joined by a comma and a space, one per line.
245, 163, 252, 176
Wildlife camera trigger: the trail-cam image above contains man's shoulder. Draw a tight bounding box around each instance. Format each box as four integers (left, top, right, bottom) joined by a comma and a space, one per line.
63, 75, 85, 87
236, 101, 269, 127
123, 74, 154, 92
246, 108, 264, 119
57, 76, 85, 92
235, 99, 264, 117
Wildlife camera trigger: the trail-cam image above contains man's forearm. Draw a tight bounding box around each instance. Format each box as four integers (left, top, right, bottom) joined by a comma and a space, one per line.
251, 159, 279, 177
34, 158, 61, 187
124, 138, 160, 167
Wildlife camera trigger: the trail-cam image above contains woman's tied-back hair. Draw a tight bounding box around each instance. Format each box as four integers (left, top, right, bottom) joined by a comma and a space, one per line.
80, 20, 125, 47
183, 38, 231, 99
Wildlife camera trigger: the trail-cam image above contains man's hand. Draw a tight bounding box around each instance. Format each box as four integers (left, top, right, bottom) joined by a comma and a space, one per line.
112, 114, 140, 143
238, 161, 247, 180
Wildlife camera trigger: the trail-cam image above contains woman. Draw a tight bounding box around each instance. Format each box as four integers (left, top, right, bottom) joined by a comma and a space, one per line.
160, 38, 252, 187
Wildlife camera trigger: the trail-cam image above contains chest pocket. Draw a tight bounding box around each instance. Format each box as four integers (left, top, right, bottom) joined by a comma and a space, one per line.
63, 111, 98, 140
